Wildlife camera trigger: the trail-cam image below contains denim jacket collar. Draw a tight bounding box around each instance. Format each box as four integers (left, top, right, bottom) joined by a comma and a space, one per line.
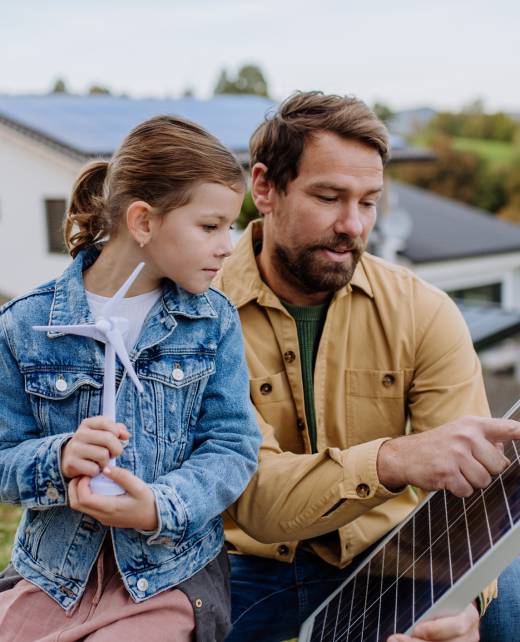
46, 247, 217, 338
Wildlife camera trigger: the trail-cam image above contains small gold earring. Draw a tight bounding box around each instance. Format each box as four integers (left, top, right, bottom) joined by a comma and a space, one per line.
139, 242, 145, 248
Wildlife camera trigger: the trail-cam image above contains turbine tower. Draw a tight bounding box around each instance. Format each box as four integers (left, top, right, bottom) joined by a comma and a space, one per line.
34, 262, 145, 496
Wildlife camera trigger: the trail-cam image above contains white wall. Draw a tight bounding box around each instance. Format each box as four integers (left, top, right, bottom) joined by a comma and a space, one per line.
410, 252, 520, 310
0, 125, 81, 298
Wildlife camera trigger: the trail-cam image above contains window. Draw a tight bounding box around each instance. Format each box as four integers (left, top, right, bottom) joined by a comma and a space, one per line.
448, 282, 502, 306
45, 199, 67, 254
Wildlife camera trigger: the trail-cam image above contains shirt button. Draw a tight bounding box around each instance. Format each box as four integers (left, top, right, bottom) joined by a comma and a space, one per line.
284, 350, 296, 363
296, 417, 305, 431
55, 377, 68, 392
172, 367, 185, 382
136, 578, 148, 592
59, 585, 75, 598
46, 484, 60, 500
356, 483, 371, 498
260, 383, 272, 395
195, 598, 203, 608
277, 544, 289, 556
382, 373, 395, 387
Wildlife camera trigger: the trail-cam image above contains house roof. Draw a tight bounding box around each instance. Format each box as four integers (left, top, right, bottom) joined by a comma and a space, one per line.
0, 94, 277, 160
458, 302, 520, 351
0, 94, 432, 164
392, 181, 520, 263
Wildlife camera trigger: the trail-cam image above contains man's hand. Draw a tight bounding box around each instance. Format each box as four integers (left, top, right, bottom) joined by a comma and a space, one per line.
68, 466, 158, 531
388, 602, 479, 641
61, 416, 129, 479
377, 416, 520, 496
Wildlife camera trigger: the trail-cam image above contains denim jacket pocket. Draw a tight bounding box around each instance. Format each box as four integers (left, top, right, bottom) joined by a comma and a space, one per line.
137, 353, 215, 445
24, 369, 103, 436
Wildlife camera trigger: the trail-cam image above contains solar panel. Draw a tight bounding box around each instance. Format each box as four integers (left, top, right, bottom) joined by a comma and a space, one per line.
299, 398, 520, 642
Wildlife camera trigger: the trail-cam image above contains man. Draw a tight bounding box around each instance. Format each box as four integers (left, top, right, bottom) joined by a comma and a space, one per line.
214, 91, 520, 642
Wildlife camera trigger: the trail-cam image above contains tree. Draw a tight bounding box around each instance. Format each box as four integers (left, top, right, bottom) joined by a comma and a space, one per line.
373, 102, 394, 123
426, 109, 519, 143
213, 64, 269, 97
236, 191, 260, 229
88, 84, 111, 95
214, 70, 231, 95
390, 136, 486, 208
51, 78, 68, 94
498, 159, 520, 223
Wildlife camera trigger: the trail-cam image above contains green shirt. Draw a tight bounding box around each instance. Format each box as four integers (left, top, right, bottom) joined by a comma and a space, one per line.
283, 300, 329, 452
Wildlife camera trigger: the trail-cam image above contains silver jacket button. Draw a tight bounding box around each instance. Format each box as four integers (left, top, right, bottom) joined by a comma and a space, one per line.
46, 484, 60, 500
172, 368, 184, 382
136, 577, 149, 592
55, 377, 68, 392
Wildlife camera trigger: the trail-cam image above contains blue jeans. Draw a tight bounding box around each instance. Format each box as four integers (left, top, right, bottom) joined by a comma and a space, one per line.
479, 556, 520, 642
226, 550, 520, 642
226, 548, 368, 642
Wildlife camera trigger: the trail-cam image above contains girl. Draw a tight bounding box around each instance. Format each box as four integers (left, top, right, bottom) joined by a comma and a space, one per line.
0, 115, 260, 641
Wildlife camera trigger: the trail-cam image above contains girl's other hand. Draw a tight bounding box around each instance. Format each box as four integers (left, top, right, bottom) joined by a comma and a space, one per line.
68, 467, 158, 531
61, 416, 129, 479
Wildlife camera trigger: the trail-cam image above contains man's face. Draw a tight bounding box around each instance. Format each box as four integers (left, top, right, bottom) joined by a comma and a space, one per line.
260, 131, 384, 302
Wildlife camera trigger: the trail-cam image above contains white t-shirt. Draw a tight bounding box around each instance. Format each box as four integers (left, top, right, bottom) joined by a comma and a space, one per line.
86, 288, 162, 351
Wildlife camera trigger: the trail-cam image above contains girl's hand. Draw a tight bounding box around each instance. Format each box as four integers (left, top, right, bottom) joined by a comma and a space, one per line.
61, 417, 129, 479
68, 466, 158, 531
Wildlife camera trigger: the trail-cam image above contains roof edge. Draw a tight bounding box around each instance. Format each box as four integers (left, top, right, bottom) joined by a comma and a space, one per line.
0, 113, 102, 162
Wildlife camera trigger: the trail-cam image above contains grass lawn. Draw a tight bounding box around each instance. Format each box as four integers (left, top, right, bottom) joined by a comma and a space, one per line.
412, 134, 519, 169
451, 136, 519, 168
0, 504, 21, 568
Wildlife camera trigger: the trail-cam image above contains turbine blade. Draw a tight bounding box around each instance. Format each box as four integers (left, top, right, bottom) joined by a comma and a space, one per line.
105, 327, 144, 393
33, 324, 98, 339
101, 262, 145, 317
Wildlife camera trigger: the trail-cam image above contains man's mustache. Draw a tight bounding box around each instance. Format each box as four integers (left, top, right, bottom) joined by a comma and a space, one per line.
309, 235, 364, 254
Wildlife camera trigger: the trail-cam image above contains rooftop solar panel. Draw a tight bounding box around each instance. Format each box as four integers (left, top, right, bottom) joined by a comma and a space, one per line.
299, 398, 520, 641
0, 94, 276, 155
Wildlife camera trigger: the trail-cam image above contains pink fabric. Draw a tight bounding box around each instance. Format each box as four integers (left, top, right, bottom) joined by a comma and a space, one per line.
0, 545, 195, 642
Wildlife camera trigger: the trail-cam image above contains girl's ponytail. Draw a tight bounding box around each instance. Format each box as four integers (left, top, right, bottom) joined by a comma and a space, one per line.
64, 160, 109, 258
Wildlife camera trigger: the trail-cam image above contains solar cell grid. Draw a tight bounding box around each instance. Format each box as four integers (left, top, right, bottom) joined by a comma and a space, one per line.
303, 426, 520, 641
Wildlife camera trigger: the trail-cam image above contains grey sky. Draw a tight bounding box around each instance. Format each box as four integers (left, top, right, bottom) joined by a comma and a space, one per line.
3, 0, 519, 111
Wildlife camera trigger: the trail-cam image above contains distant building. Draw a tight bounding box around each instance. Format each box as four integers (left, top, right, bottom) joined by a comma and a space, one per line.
384, 181, 520, 311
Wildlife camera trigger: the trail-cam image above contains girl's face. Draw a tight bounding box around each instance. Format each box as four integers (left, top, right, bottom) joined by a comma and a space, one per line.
146, 182, 244, 293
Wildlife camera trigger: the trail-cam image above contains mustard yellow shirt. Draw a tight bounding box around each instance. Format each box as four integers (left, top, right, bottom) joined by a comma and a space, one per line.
214, 220, 496, 610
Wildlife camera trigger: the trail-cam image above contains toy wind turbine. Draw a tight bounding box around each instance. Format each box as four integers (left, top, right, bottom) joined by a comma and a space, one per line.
33, 262, 145, 496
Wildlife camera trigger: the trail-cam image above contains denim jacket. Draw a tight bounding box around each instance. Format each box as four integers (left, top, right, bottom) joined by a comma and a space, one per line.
0, 248, 260, 610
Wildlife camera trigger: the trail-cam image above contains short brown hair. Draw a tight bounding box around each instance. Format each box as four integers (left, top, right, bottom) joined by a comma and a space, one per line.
249, 91, 389, 192
65, 115, 245, 257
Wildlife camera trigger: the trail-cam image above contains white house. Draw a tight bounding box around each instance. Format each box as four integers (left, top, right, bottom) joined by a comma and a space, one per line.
0, 117, 83, 296
386, 181, 520, 312
0, 94, 276, 298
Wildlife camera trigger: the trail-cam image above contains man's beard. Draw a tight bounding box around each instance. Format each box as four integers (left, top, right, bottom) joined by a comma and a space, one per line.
272, 234, 365, 295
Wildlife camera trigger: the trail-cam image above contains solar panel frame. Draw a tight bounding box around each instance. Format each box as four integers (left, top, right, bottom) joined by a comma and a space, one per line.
299, 397, 520, 641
